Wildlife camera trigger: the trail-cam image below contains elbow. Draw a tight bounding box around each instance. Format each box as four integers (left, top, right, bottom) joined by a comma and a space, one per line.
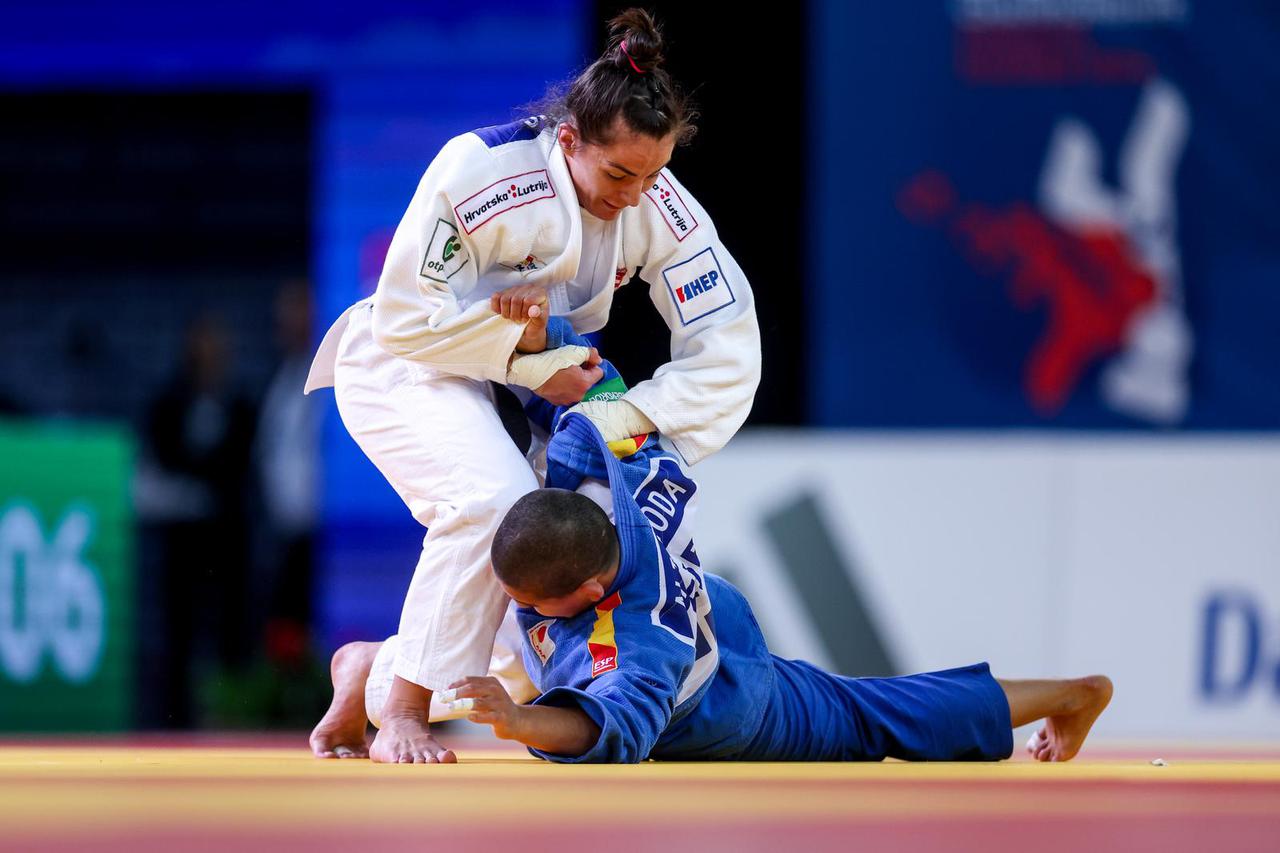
731, 343, 762, 400
612, 739, 650, 764
745, 346, 762, 390
746, 315, 763, 380
598, 719, 659, 764
615, 714, 664, 764
726, 307, 762, 391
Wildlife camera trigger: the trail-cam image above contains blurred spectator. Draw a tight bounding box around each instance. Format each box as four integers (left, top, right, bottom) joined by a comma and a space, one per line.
137, 311, 257, 727
252, 280, 321, 667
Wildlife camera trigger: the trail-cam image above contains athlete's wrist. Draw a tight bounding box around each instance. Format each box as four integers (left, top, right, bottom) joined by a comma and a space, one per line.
513, 704, 540, 738
505, 704, 600, 756
515, 326, 547, 353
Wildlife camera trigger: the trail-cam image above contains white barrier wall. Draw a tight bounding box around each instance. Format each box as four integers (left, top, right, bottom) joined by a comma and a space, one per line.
690, 431, 1280, 743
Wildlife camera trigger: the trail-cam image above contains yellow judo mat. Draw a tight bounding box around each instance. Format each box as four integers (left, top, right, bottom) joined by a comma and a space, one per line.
1, 737, 1278, 852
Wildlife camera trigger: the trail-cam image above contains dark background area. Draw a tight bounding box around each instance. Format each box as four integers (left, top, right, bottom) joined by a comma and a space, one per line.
1, 91, 310, 274
592, 2, 808, 426
0, 92, 311, 420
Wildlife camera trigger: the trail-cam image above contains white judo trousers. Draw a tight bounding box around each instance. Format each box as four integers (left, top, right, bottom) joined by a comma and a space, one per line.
332, 300, 538, 725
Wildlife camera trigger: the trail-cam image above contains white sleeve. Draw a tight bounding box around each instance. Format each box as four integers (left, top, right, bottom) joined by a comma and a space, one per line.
621, 169, 762, 466
369, 133, 525, 383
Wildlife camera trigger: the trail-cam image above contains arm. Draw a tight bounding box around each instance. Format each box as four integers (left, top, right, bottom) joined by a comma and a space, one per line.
369, 133, 530, 383
621, 169, 763, 465
512, 705, 602, 755
445, 668, 679, 764
528, 675, 676, 763
522, 320, 639, 435
444, 676, 601, 756
492, 287, 605, 404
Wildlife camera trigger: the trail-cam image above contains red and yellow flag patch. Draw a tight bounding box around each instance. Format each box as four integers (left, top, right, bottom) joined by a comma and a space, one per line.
587, 591, 622, 677
606, 433, 651, 459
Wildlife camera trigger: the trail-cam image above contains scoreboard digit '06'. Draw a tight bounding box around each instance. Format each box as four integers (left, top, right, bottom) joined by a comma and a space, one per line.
0, 422, 134, 731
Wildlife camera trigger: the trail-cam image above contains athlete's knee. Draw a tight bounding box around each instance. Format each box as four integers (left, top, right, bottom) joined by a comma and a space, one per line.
424, 468, 536, 532
472, 474, 539, 525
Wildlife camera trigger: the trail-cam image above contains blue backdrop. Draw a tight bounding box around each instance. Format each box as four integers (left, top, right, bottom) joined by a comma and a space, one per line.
809, 1, 1280, 429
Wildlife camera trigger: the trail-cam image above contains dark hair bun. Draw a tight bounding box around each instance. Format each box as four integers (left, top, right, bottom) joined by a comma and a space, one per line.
608, 7, 665, 74
515, 5, 698, 147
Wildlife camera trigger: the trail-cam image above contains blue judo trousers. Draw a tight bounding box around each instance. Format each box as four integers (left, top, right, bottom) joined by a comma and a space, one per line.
514, 323, 1014, 764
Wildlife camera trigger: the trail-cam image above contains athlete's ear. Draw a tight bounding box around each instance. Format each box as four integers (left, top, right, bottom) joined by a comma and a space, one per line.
558, 121, 579, 151
579, 578, 606, 602
555, 119, 586, 153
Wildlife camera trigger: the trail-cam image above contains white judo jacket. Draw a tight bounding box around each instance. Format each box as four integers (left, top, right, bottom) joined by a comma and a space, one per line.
305, 114, 761, 466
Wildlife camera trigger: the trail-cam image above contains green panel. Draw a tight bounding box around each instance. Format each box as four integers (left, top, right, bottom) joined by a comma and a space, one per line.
0, 419, 134, 730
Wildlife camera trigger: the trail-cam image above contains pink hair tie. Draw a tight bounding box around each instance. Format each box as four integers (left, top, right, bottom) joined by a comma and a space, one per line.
620, 39, 647, 75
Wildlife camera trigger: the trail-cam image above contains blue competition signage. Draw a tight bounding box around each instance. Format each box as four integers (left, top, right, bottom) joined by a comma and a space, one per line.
810, 2, 1280, 429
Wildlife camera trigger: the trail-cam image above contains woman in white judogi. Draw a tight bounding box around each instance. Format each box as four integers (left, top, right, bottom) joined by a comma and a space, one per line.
306, 9, 760, 763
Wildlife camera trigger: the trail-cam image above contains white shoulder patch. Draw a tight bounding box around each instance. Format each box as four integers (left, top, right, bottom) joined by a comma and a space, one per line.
527, 619, 557, 665
662, 246, 735, 326
454, 169, 556, 234
419, 218, 471, 283
644, 173, 700, 241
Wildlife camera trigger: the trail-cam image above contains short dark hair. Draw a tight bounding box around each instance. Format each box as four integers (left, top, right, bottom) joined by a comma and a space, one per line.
516, 7, 700, 147
491, 489, 619, 598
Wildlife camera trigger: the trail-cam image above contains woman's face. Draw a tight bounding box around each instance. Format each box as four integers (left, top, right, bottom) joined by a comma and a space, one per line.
558, 116, 676, 221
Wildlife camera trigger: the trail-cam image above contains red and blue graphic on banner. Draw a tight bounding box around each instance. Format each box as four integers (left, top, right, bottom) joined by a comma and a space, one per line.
811, 2, 1280, 429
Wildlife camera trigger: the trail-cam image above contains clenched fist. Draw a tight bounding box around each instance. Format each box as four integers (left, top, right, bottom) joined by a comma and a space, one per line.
491, 284, 549, 353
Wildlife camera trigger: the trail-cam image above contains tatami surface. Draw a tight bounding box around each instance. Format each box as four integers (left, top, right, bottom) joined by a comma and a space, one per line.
1, 736, 1277, 851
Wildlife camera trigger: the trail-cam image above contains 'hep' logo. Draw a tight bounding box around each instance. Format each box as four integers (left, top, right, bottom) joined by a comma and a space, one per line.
0, 504, 105, 684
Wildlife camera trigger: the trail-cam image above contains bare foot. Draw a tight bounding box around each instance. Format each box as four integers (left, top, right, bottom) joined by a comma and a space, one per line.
1026, 675, 1113, 762
309, 641, 379, 758
369, 715, 457, 764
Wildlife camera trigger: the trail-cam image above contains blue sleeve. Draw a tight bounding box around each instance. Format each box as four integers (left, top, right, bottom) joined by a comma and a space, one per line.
526, 669, 680, 764
523, 599, 696, 764
543, 316, 576, 350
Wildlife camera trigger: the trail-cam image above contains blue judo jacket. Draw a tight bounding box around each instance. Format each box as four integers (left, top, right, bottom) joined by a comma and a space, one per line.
513, 323, 774, 763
